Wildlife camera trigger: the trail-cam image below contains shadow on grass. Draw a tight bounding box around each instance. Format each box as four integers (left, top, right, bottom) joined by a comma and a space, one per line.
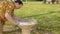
3, 28, 21, 34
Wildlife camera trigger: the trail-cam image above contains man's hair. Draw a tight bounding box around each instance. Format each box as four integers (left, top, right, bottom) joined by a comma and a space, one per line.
15, 0, 23, 5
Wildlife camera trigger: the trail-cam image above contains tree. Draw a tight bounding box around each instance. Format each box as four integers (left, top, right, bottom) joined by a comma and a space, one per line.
43, 0, 46, 4
52, 0, 59, 4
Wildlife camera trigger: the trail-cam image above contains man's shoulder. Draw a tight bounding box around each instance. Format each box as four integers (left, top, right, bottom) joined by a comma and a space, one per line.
8, 2, 15, 9
0, 1, 15, 9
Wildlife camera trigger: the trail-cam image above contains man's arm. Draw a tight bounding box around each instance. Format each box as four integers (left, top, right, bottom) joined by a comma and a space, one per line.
4, 1, 22, 26
5, 12, 19, 25
4, 2, 19, 25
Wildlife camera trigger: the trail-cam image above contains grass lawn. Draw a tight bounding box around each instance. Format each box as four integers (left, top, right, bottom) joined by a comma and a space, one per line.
5, 2, 60, 34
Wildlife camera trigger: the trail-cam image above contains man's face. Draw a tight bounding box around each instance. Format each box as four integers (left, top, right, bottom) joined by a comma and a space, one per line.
15, 3, 23, 9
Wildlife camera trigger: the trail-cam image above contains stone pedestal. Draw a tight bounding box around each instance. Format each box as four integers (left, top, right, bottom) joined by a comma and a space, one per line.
18, 19, 37, 34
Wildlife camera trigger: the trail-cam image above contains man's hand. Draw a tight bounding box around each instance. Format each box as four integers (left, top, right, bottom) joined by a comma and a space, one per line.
13, 15, 22, 22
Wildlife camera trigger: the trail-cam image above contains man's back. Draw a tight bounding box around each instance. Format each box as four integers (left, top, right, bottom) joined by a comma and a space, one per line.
0, 0, 15, 21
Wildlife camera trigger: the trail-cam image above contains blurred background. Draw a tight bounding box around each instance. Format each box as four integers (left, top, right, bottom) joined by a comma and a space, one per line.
2, 0, 60, 34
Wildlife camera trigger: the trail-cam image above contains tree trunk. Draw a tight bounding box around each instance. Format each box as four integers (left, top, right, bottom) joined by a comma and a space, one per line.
43, 0, 46, 4
52, 0, 56, 4
56, 0, 59, 4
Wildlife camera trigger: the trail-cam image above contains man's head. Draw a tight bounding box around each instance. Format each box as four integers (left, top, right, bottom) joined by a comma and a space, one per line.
14, 0, 23, 9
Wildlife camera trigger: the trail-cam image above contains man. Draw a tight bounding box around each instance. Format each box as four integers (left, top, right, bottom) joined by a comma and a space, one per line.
0, 0, 23, 34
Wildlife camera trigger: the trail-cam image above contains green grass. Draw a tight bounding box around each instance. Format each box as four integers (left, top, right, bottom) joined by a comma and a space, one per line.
5, 2, 60, 34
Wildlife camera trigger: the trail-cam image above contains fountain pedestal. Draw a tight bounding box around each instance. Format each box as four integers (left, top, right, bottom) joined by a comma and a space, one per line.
18, 19, 37, 34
